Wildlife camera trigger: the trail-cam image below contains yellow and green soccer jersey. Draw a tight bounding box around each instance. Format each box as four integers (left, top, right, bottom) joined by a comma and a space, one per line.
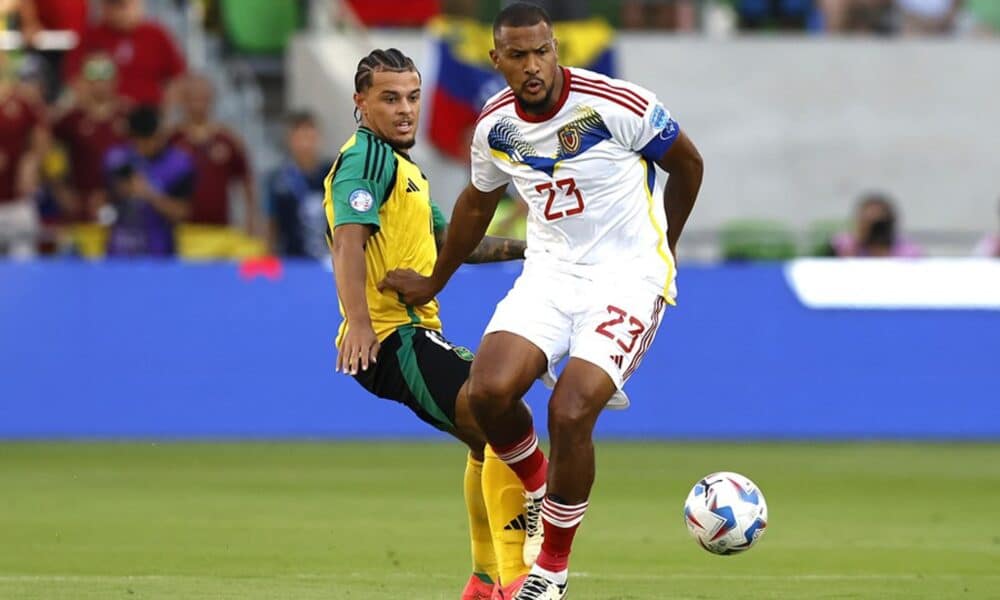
324, 127, 448, 348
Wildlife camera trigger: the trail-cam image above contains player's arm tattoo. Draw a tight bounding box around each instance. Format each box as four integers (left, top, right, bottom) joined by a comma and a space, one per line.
436, 228, 525, 263
465, 236, 526, 264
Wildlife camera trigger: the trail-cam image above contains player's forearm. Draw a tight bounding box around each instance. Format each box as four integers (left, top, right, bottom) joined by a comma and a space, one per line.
464, 236, 526, 264
663, 153, 703, 253
431, 187, 497, 285
147, 194, 190, 223
331, 238, 373, 327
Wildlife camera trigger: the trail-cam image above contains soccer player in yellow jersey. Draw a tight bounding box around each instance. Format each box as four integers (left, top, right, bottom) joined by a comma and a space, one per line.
324, 48, 537, 599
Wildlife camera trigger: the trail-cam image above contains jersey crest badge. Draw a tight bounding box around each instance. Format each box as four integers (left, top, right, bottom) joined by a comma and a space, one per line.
558, 124, 581, 155
453, 346, 475, 361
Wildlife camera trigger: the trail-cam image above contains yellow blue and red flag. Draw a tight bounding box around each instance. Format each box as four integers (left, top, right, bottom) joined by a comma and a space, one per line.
424, 16, 616, 160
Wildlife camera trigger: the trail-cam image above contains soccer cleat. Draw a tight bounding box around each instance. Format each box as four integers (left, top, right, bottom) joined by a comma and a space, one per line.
511, 573, 567, 600
461, 574, 497, 600
522, 493, 544, 566
497, 574, 527, 599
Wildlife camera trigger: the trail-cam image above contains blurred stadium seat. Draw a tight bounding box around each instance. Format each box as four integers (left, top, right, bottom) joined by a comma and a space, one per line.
220, 0, 301, 54
719, 219, 797, 261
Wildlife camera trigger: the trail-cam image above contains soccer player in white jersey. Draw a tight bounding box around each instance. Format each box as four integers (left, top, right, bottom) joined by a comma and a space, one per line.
383, 4, 703, 598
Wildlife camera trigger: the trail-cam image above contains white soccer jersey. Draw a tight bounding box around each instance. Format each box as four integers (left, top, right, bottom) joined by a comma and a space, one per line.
471, 66, 681, 299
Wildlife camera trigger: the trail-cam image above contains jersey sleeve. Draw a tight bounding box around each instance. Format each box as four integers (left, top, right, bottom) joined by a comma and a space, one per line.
470, 120, 510, 193
327, 140, 396, 230
431, 201, 447, 233
606, 82, 680, 162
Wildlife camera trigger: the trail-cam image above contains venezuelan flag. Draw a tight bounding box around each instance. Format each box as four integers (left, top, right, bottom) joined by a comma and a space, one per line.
425, 16, 617, 160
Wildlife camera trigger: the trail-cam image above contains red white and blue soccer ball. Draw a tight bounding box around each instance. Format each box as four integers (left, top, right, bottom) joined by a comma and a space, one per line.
683, 471, 768, 555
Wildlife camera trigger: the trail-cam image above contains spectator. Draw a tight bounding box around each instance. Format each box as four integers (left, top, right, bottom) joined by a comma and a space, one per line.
0, 56, 48, 258
104, 105, 193, 257
267, 111, 330, 260
973, 198, 999, 257
170, 73, 258, 237
735, 0, 817, 30
818, 0, 894, 33
897, 0, 961, 34
64, 0, 186, 106
622, 0, 698, 31
18, 0, 89, 42
18, 0, 90, 101
13, 53, 52, 107
52, 53, 129, 222
830, 192, 922, 257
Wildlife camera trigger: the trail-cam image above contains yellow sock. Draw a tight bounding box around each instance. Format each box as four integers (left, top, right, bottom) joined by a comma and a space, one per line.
482, 445, 531, 586
464, 453, 498, 585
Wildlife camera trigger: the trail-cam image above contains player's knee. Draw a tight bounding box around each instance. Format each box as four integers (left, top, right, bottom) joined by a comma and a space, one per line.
467, 373, 518, 413
548, 393, 600, 440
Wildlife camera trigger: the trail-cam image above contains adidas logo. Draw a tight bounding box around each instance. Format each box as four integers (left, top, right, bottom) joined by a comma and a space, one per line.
610, 354, 624, 369
406, 178, 420, 193
504, 514, 527, 531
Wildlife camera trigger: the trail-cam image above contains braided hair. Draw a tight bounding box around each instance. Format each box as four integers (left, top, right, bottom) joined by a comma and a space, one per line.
353, 48, 420, 123
354, 48, 419, 94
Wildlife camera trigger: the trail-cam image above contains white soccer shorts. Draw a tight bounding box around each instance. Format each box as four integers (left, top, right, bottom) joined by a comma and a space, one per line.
483, 263, 668, 407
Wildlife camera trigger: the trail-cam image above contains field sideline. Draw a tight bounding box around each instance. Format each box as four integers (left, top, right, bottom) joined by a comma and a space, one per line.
2, 442, 998, 599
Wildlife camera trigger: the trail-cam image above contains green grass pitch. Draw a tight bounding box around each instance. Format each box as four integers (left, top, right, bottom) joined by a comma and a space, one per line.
1, 442, 998, 599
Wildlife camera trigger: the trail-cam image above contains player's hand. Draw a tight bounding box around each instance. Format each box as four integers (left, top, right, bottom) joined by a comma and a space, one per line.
130, 175, 155, 200
378, 269, 438, 306
336, 324, 379, 375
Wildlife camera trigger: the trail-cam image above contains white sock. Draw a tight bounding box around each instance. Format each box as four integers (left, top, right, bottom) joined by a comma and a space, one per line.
531, 562, 568, 586
526, 483, 547, 500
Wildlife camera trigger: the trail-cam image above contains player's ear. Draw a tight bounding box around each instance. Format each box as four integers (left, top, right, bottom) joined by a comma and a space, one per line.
489, 48, 499, 70
353, 91, 366, 121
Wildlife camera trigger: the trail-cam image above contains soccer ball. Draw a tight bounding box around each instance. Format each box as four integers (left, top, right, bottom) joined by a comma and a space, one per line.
683, 471, 768, 555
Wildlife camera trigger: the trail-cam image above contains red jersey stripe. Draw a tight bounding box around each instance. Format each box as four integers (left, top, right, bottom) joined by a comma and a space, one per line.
481, 90, 514, 112
570, 80, 647, 113
475, 98, 515, 124
571, 72, 648, 108
569, 86, 645, 117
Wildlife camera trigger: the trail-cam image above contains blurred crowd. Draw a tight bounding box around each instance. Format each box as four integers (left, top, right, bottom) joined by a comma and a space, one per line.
0, 0, 997, 261
0, 0, 334, 260
614, 0, 1000, 35
358, 0, 1000, 36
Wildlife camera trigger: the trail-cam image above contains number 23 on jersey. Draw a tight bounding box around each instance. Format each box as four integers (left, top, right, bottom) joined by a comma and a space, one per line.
536, 177, 585, 221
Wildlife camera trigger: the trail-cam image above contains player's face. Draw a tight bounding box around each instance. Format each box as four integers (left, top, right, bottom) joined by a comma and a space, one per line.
491, 23, 559, 113
355, 70, 421, 150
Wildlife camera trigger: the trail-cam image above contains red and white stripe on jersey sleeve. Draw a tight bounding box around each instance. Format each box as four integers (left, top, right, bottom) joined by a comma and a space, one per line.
569, 71, 649, 118
476, 90, 515, 124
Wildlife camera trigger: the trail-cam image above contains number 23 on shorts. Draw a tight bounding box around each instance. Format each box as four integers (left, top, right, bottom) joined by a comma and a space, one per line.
593, 297, 666, 381
595, 305, 646, 353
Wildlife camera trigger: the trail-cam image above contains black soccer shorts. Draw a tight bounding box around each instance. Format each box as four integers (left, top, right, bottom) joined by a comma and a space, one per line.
353, 325, 474, 432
